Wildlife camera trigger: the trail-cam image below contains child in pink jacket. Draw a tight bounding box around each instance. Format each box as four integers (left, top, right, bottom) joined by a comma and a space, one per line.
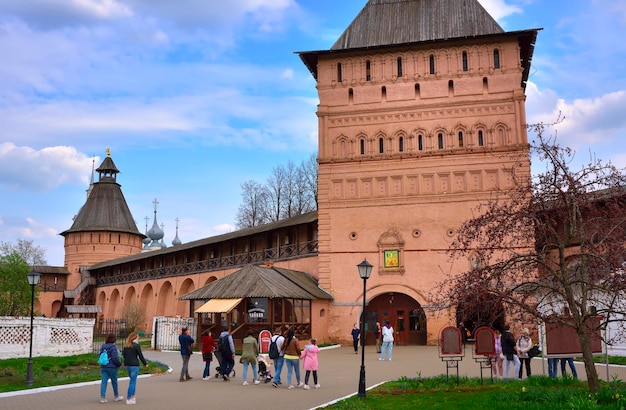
299, 338, 320, 389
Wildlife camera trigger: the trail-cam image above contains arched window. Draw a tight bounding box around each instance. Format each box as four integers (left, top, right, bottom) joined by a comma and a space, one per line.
478, 130, 484, 147
494, 49, 500, 69
429, 54, 435, 75
418, 134, 423, 151
337, 63, 343, 82
438, 133, 444, 149
462, 51, 468, 72
397, 57, 403, 77
366, 60, 371, 81
399, 136, 404, 152
360, 138, 366, 155
379, 137, 384, 154
458, 131, 464, 148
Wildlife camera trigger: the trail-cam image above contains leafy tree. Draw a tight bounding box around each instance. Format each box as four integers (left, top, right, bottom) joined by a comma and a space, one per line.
0, 251, 36, 316
437, 124, 626, 392
0, 239, 47, 265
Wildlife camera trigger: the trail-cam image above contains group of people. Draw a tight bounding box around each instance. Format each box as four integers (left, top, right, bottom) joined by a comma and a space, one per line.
179, 325, 322, 390
99, 331, 149, 404
491, 325, 577, 380
350, 320, 395, 360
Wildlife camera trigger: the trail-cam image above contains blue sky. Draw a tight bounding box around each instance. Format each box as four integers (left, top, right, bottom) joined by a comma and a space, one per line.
0, 0, 625, 266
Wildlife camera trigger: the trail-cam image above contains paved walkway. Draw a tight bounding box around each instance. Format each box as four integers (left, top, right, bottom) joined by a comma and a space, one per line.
1, 345, 624, 410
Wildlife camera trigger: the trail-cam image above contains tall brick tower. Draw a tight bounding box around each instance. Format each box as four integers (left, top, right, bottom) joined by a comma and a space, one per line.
60, 150, 144, 298
298, 0, 539, 343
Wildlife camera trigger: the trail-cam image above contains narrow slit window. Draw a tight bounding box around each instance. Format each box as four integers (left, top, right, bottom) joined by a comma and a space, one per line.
379, 137, 384, 154
418, 135, 423, 151
397, 57, 403, 77
458, 131, 464, 147
429, 55, 435, 75
438, 133, 444, 149
478, 130, 484, 146
366, 60, 371, 81
360, 138, 365, 155
337, 63, 343, 82
399, 136, 404, 152
462, 51, 468, 72
494, 49, 500, 69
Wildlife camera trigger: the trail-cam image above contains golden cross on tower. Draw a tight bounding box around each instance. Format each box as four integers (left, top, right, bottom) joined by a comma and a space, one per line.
105, 148, 111, 157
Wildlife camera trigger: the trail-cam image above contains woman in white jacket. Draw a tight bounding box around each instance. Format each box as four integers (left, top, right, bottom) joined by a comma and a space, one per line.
379, 320, 394, 361
516, 328, 532, 379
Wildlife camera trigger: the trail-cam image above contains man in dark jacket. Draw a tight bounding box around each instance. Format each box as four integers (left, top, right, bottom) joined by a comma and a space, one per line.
501, 325, 520, 379
179, 326, 194, 382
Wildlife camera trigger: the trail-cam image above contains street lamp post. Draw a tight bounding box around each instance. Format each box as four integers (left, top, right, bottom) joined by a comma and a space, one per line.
357, 259, 373, 398
26, 270, 41, 387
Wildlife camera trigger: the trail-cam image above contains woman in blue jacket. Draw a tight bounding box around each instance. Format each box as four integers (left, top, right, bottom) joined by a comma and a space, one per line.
100, 333, 124, 403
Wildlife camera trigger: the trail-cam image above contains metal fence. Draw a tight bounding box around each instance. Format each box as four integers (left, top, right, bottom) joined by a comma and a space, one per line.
92, 318, 127, 354
152, 316, 197, 351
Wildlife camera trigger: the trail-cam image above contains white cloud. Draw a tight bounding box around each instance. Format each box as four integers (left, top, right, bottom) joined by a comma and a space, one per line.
477, 0, 524, 22
0, 143, 95, 191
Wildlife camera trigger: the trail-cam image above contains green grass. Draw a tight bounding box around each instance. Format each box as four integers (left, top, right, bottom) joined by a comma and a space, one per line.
0, 353, 169, 393
321, 375, 626, 409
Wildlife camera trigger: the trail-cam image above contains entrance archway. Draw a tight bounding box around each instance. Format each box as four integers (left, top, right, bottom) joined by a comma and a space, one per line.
362, 292, 426, 345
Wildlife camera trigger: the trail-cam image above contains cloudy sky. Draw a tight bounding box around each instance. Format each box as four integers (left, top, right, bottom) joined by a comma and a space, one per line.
0, 0, 625, 266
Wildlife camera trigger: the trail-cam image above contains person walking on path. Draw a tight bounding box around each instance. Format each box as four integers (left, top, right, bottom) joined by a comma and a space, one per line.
379, 320, 394, 361
99, 333, 124, 403
516, 328, 532, 379
201, 331, 217, 380
218, 328, 236, 381
179, 326, 194, 382
561, 357, 578, 379
491, 329, 504, 378
548, 358, 559, 378
122, 331, 148, 405
240, 330, 260, 385
300, 338, 320, 390
351, 323, 360, 354
271, 329, 286, 388
501, 324, 520, 379
374, 322, 382, 354
283, 327, 303, 389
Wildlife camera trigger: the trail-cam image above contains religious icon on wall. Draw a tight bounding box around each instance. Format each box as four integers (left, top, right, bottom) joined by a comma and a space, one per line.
384, 250, 399, 268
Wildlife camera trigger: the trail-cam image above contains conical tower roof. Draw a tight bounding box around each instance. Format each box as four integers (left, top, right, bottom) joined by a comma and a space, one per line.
61, 150, 141, 236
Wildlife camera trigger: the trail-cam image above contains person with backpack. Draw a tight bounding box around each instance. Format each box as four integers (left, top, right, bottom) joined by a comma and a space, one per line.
179, 326, 194, 382
218, 329, 235, 381
270, 329, 285, 387
99, 333, 123, 403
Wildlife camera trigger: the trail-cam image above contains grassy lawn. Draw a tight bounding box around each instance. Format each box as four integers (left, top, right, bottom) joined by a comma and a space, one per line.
322, 375, 626, 410
0, 353, 169, 393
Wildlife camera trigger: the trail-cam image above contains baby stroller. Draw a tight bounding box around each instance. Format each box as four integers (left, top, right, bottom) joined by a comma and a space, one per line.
257, 354, 272, 383
213, 350, 236, 379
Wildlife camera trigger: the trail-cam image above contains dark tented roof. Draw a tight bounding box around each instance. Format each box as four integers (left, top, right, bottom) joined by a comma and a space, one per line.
331, 0, 504, 51
179, 264, 333, 301
60, 181, 142, 236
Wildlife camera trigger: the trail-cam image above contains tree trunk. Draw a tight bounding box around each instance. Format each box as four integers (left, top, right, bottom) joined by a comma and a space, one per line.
578, 321, 600, 392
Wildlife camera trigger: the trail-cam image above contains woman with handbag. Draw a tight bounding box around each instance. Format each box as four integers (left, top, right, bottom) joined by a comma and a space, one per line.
201, 331, 217, 380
